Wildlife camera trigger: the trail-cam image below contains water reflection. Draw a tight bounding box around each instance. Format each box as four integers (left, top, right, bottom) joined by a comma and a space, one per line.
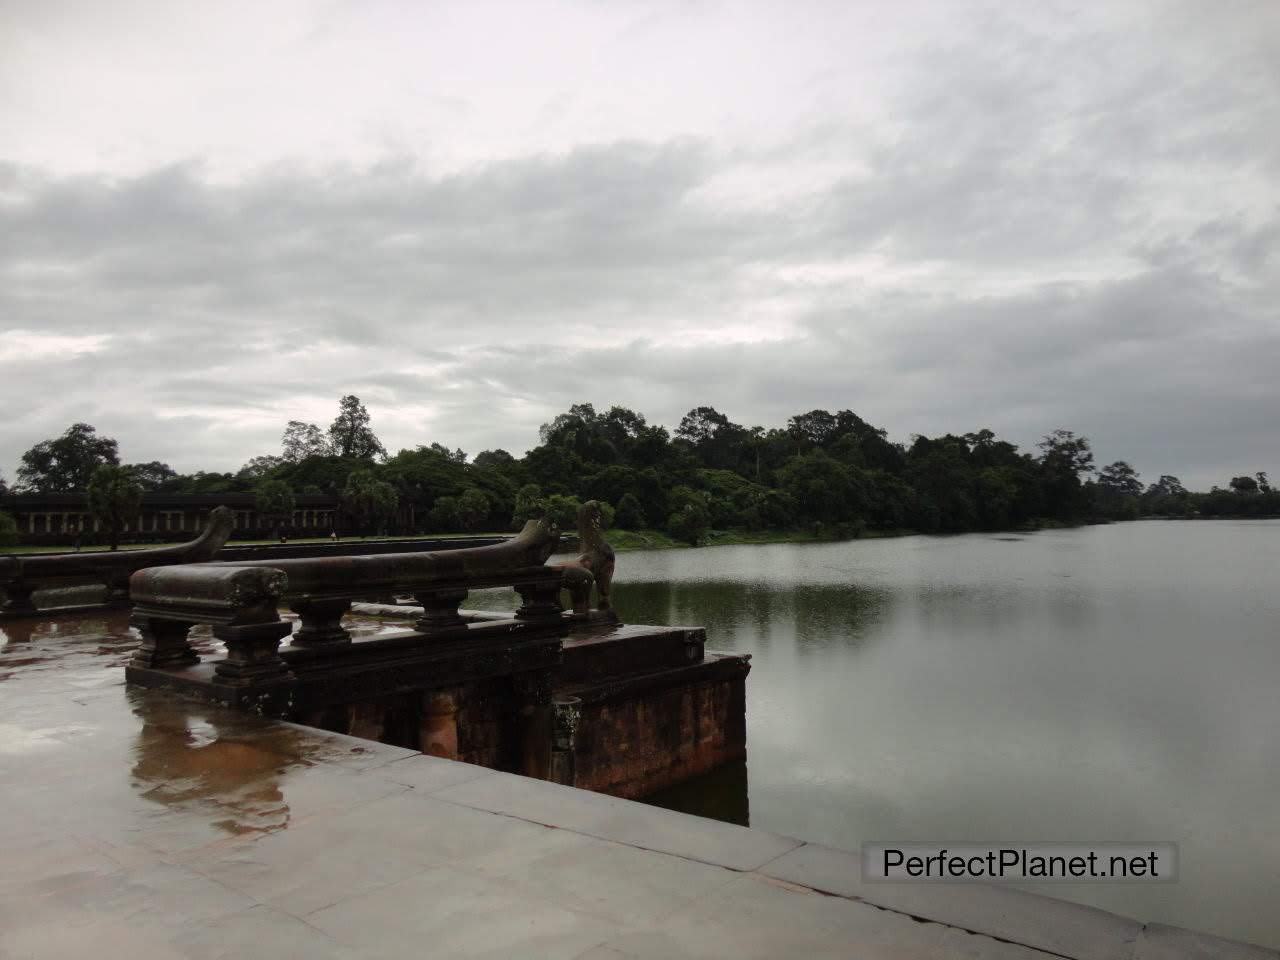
646, 760, 750, 826
0, 611, 141, 689
614, 579, 893, 654
129, 695, 300, 836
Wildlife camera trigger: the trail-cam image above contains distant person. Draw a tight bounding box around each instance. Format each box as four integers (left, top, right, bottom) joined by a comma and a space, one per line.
280, 534, 288, 544
330, 531, 338, 541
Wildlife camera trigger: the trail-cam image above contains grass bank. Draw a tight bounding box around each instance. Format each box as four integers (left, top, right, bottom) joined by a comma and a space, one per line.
603, 526, 918, 553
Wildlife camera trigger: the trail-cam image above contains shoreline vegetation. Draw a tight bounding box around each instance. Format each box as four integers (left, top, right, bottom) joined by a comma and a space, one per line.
2, 397, 1275, 552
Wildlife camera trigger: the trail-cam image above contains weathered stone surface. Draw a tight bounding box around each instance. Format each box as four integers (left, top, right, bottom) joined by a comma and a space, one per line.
276, 723, 418, 770
761, 842, 1145, 960
305, 863, 619, 958
432, 771, 802, 871
1135, 923, 1280, 959
565, 654, 749, 798
597, 873, 1064, 960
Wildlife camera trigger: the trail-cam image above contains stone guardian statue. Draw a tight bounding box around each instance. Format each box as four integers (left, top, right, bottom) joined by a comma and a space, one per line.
556, 500, 618, 623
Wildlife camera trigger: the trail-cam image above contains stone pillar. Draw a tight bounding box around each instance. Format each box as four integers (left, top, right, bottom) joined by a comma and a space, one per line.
414, 589, 468, 632
420, 691, 459, 760
550, 696, 581, 786
1, 584, 38, 617
213, 620, 294, 686
513, 670, 555, 781
514, 582, 563, 623
130, 613, 199, 668
105, 575, 131, 606
348, 701, 386, 742
289, 598, 352, 646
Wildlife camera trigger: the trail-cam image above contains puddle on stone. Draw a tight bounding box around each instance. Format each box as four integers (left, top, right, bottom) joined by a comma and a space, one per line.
1, 608, 419, 840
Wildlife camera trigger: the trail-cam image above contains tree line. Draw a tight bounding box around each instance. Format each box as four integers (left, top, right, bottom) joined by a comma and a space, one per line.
1, 396, 1275, 548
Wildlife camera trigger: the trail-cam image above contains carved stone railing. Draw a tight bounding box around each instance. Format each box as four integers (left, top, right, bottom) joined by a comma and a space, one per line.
126, 518, 567, 683
0, 506, 235, 616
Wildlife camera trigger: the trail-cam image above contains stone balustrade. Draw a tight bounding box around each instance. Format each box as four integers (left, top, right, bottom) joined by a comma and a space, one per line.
126, 518, 569, 696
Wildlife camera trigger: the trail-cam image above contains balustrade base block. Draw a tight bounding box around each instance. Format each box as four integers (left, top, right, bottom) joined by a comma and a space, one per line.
125, 662, 296, 717
124, 616, 751, 799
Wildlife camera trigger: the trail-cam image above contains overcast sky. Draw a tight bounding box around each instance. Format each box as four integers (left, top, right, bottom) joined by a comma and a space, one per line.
1, 0, 1276, 489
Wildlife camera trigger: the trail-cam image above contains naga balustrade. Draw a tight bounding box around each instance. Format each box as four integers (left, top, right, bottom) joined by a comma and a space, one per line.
0, 507, 235, 617
127, 517, 569, 687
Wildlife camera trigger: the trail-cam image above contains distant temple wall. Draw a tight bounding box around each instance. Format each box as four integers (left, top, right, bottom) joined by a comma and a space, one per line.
0, 493, 358, 546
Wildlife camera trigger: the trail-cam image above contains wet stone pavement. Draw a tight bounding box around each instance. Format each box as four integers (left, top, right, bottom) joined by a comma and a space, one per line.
1, 610, 1274, 959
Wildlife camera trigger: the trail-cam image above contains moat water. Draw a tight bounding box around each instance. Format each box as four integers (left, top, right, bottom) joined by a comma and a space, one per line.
625, 520, 1280, 948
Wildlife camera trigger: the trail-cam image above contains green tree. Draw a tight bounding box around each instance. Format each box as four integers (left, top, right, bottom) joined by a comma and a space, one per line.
1037, 429, 1094, 520
1093, 460, 1143, 519
238, 455, 284, 483
125, 461, 178, 491
0, 511, 18, 548
1097, 461, 1143, 499
473, 449, 515, 470
1141, 474, 1192, 518
667, 503, 709, 545
328, 396, 386, 460
665, 486, 711, 544
615, 493, 646, 530
427, 442, 467, 463
511, 484, 546, 529
86, 464, 143, 550
17, 423, 120, 492
545, 494, 583, 532
776, 450, 867, 524
166, 470, 249, 494
1146, 475, 1187, 498
675, 406, 749, 471
596, 501, 616, 530
457, 487, 490, 531
281, 420, 332, 461
787, 409, 840, 452
254, 479, 296, 539
1230, 475, 1259, 494
342, 469, 398, 535
976, 467, 1018, 529
428, 495, 462, 531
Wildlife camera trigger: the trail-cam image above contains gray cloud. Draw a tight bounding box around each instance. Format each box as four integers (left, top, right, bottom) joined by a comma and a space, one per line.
1, 0, 1277, 490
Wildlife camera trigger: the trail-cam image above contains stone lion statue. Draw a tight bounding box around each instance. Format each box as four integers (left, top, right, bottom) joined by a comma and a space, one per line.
558, 500, 617, 622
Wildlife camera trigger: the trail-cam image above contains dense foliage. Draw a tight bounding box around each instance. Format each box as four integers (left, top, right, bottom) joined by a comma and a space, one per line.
85, 464, 143, 550
253, 479, 296, 538
17, 423, 120, 492
5, 398, 1275, 541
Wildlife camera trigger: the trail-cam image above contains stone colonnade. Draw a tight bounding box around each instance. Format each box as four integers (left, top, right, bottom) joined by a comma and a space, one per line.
18, 510, 336, 537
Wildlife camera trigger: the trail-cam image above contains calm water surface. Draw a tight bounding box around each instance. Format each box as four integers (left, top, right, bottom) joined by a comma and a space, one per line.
619, 521, 1280, 947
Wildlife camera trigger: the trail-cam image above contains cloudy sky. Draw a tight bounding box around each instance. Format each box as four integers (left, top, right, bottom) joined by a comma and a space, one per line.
2, 0, 1276, 489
